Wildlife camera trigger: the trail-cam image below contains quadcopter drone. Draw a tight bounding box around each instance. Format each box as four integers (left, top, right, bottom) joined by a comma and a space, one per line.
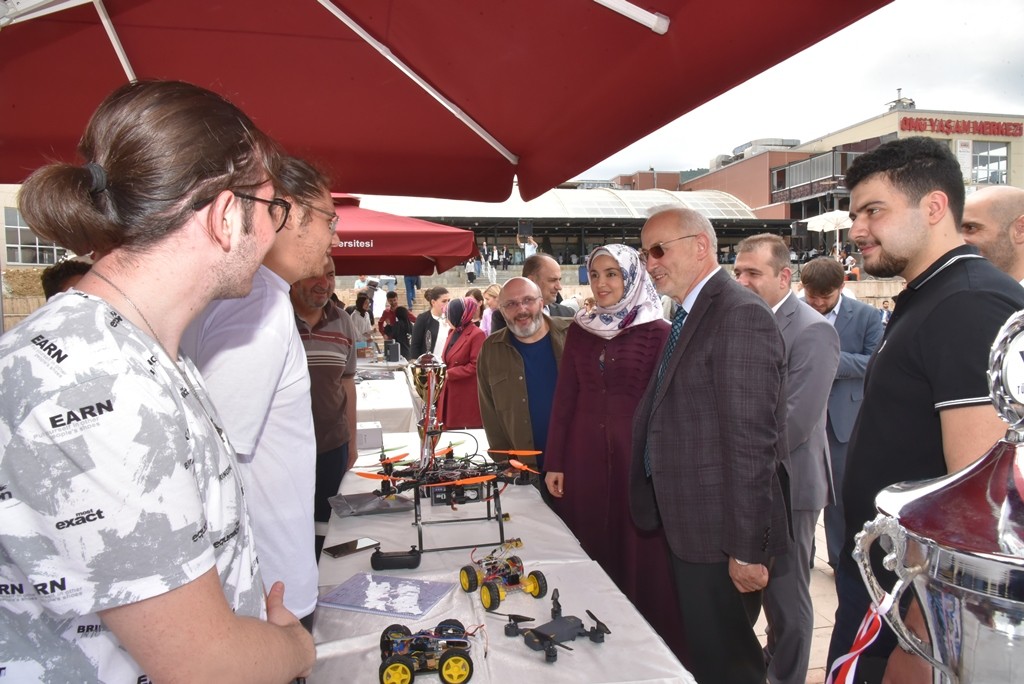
352, 442, 543, 554
496, 589, 611, 663
355, 444, 541, 501
458, 538, 547, 611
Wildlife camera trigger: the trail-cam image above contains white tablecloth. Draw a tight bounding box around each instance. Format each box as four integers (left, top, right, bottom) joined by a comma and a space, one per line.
309, 431, 694, 684
355, 369, 419, 434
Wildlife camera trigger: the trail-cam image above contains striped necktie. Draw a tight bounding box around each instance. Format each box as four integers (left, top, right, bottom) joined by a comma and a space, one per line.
644, 306, 687, 476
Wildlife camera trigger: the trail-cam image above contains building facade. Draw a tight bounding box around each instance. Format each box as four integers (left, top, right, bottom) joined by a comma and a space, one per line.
679, 103, 1024, 234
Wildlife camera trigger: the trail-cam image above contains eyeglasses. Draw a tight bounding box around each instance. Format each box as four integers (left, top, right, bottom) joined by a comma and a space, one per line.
500, 295, 541, 312
639, 234, 699, 262
232, 192, 292, 232
305, 204, 340, 233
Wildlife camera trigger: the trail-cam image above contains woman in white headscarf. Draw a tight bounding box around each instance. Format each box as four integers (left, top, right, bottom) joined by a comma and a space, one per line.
544, 243, 685, 659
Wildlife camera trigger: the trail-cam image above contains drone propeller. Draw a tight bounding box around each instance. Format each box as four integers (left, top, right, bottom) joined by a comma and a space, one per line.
420, 474, 497, 488
490, 611, 535, 624
432, 446, 455, 458
358, 444, 407, 454
352, 471, 415, 482
507, 459, 540, 474
379, 451, 411, 465
528, 629, 574, 651
586, 610, 611, 635
550, 588, 562, 619
488, 449, 542, 457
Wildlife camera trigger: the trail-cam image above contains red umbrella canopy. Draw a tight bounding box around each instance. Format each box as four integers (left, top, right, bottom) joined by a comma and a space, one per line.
331, 204, 476, 276
0, 0, 892, 201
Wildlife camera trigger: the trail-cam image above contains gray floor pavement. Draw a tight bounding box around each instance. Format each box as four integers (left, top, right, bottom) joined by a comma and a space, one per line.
755, 513, 837, 684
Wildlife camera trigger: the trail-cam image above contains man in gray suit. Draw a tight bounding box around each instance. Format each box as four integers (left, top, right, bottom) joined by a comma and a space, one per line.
734, 235, 840, 684
800, 257, 883, 571
630, 207, 791, 684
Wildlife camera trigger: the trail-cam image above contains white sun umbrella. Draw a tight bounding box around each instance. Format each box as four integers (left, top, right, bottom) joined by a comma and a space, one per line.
805, 210, 853, 257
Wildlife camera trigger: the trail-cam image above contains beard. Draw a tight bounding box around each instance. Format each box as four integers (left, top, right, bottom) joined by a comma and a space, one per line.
984, 231, 1017, 274
508, 311, 543, 339
863, 249, 910, 278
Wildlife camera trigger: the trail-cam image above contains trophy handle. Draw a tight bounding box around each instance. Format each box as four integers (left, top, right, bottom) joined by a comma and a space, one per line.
853, 515, 954, 681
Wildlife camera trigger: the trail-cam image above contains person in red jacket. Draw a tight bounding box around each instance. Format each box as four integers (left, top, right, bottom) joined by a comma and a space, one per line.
378, 290, 415, 339
438, 297, 485, 429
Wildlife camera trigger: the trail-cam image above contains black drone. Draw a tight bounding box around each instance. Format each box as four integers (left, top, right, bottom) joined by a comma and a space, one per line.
495, 589, 610, 663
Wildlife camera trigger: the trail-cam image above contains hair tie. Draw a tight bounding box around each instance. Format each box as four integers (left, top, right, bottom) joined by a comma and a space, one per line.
84, 162, 108, 194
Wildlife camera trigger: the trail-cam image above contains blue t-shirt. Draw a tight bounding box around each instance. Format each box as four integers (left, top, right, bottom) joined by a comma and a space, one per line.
509, 333, 558, 469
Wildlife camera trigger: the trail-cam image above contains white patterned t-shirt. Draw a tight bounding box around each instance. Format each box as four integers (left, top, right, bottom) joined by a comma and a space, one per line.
0, 292, 264, 682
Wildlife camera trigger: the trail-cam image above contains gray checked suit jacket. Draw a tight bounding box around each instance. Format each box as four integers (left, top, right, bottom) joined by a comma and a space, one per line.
775, 294, 840, 512
629, 269, 792, 565
828, 296, 884, 444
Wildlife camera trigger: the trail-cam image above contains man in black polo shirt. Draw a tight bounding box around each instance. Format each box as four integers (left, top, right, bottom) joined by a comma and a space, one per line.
826, 137, 1024, 683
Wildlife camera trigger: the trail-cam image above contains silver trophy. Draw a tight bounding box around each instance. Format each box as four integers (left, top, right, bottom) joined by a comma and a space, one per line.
854, 310, 1024, 683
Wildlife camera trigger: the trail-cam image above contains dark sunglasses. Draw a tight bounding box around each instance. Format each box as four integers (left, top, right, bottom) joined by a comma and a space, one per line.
639, 234, 699, 262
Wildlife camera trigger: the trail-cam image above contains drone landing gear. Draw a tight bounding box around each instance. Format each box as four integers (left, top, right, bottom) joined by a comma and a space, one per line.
411, 479, 508, 554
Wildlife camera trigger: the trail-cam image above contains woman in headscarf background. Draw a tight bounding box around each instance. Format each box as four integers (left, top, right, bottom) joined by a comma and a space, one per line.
544, 243, 685, 659
437, 297, 485, 429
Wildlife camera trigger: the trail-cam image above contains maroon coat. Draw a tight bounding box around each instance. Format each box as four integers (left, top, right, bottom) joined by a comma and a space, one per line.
545, 319, 686, 659
438, 324, 485, 429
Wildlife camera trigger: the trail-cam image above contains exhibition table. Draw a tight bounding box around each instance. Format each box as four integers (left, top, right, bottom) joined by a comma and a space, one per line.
354, 368, 419, 434
309, 431, 694, 684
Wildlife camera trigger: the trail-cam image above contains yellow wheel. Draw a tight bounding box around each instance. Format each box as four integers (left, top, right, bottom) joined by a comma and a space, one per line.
525, 570, 548, 598
459, 565, 478, 592
379, 655, 416, 684
480, 581, 502, 611
439, 648, 474, 683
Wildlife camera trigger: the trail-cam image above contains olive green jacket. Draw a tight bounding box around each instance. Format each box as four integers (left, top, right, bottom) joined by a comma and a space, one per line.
476, 315, 571, 453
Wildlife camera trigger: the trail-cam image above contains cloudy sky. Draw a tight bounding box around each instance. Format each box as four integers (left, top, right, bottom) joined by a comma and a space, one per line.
574, 0, 1024, 179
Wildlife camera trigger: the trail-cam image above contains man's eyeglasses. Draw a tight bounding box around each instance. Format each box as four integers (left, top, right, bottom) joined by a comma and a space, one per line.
500, 295, 541, 312
232, 192, 292, 232
191, 190, 291, 232
639, 234, 699, 262
305, 204, 340, 233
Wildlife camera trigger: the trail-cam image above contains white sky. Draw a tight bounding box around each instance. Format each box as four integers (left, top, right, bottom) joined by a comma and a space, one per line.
574, 0, 1024, 179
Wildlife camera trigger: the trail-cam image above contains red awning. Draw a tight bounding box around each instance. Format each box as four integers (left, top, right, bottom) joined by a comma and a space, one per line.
0, 0, 892, 201
332, 205, 476, 276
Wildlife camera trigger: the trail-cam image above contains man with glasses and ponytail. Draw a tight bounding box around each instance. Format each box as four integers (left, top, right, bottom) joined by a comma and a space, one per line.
477, 277, 571, 495
181, 156, 339, 630
0, 81, 314, 682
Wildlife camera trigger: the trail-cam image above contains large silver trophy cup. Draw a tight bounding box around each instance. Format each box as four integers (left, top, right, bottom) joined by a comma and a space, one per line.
410, 348, 447, 468
854, 311, 1024, 683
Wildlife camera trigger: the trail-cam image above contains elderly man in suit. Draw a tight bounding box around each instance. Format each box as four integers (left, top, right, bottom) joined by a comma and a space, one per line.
799, 257, 883, 572
734, 235, 840, 684
630, 207, 791, 684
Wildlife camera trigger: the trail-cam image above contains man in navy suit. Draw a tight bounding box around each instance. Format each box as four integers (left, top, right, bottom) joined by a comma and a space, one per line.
630, 207, 790, 684
734, 235, 839, 684
800, 257, 883, 572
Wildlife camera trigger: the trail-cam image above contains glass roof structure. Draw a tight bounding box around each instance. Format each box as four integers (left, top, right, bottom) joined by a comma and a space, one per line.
355, 188, 756, 221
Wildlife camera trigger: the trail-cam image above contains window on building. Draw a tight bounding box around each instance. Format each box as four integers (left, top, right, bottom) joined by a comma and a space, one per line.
4, 206, 70, 265
971, 141, 1008, 185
